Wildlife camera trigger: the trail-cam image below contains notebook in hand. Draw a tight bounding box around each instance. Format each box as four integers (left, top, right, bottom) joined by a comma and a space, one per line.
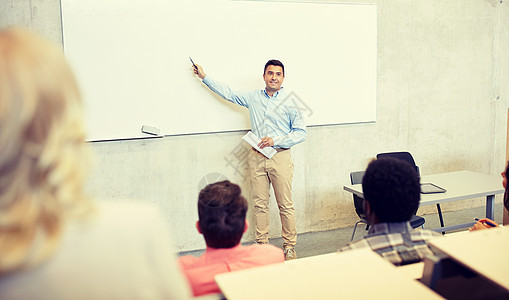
241, 131, 277, 159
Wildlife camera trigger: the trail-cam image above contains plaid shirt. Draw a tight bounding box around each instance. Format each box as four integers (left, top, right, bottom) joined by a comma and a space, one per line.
340, 222, 442, 266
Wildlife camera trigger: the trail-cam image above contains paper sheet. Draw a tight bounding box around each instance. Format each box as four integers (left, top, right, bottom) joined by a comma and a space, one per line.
242, 131, 277, 159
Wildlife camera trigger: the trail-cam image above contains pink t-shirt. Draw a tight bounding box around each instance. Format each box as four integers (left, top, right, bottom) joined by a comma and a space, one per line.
179, 244, 284, 296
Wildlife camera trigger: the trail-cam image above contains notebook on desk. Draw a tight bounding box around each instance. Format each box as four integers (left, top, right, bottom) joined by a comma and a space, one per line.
421, 183, 446, 194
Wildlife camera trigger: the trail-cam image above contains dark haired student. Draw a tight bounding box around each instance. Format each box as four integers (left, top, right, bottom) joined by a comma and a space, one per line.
178, 181, 283, 297
340, 158, 441, 266
192, 60, 306, 260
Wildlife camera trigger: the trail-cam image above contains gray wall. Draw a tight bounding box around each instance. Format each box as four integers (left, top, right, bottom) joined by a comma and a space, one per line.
2, 0, 508, 252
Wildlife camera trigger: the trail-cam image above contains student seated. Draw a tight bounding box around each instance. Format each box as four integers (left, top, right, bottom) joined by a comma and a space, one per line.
470, 161, 507, 231
505, 161, 509, 225
340, 158, 442, 266
469, 217, 499, 231
179, 180, 284, 297
0, 28, 191, 299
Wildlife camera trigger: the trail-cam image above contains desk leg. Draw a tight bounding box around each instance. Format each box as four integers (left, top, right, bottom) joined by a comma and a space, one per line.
486, 195, 495, 220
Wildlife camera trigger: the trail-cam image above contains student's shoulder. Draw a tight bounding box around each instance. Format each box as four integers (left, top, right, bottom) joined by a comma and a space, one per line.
249, 243, 281, 250
411, 228, 442, 240
247, 244, 284, 259
339, 238, 371, 252
178, 254, 200, 268
73, 200, 175, 254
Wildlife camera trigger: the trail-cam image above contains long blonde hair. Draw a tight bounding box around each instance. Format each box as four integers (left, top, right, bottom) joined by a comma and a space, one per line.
0, 28, 92, 274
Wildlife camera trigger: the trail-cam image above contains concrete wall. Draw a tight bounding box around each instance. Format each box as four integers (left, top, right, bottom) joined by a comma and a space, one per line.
2, 0, 508, 252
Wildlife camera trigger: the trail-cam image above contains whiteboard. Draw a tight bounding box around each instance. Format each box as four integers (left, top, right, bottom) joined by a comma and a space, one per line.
61, 0, 377, 141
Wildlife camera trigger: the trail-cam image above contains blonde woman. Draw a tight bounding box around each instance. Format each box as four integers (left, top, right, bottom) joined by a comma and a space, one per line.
0, 28, 190, 299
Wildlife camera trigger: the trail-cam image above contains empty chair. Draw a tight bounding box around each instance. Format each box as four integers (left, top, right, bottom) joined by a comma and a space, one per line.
376, 152, 445, 230
349, 170, 426, 241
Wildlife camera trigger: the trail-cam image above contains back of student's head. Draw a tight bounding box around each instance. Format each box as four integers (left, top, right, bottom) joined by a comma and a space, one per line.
198, 180, 247, 248
362, 158, 420, 223
0, 28, 91, 274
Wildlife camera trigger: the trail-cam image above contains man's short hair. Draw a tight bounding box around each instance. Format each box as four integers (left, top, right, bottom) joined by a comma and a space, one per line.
362, 158, 421, 223
264, 59, 285, 76
198, 180, 247, 248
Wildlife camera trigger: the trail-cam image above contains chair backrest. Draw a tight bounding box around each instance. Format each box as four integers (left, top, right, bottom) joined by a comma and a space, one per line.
376, 151, 420, 176
350, 171, 366, 220
350, 171, 365, 185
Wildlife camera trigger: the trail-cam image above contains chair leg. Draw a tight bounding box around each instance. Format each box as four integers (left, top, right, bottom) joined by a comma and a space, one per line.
350, 221, 362, 242
436, 204, 445, 234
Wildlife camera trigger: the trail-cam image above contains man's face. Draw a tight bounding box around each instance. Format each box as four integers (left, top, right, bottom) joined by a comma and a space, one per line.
263, 65, 284, 93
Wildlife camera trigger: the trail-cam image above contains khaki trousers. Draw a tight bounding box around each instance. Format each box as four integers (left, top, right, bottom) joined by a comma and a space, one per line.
248, 148, 296, 248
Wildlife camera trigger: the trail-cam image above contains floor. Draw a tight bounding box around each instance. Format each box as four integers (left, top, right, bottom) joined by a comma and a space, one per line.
178, 203, 505, 259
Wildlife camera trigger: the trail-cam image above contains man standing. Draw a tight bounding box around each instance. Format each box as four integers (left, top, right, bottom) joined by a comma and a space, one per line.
193, 60, 306, 260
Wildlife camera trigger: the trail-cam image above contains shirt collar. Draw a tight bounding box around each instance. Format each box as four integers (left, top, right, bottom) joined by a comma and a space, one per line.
367, 222, 413, 235
263, 87, 284, 98
205, 244, 242, 255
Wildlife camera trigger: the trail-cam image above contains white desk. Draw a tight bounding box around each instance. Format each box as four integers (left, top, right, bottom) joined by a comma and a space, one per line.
343, 170, 504, 232
427, 226, 509, 291
397, 262, 425, 280
215, 249, 443, 300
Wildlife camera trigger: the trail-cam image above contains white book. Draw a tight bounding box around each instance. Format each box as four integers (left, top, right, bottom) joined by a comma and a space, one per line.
242, 131, 277, 159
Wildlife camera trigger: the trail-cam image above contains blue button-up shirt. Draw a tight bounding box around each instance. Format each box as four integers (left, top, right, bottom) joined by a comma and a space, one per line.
203, 76, 306, 149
